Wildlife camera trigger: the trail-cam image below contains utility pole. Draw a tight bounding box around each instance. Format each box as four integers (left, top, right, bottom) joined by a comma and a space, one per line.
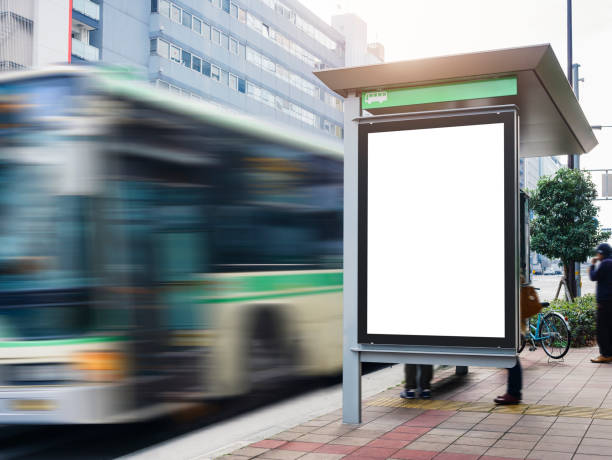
573, 63, 583, 297
566, 0, 579, 298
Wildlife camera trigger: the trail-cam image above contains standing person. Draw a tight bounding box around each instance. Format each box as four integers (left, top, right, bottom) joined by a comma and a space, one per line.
494, 359, 522, 405
494, 277, 541, 405
400, 364, 433, 399
589, 243, 612, 363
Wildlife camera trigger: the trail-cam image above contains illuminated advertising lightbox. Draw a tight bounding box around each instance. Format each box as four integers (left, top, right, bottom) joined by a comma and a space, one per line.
358, 111, 518, 348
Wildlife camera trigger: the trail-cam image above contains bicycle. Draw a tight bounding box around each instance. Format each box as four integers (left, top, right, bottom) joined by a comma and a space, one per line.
518, 301, 571, 359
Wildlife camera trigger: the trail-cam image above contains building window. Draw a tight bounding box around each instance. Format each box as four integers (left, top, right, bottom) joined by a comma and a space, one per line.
222, 0, 230, 13
202, 60, 211, 77
159, 0, 170, 16
238, 43, 246, 58
229, 37, 238, 55
212, 28, 220, 45
230, 2, 238, 18
181, 50, 191, 68
212, 0, 221, 8
157, 38, 169, 58
220, 70, 228, 85
247, 82, 260, 99
238, 7, 246, 23
192, 55, 201, 72
151, 0, 158, 12
238, 78, 246, 93
202, 22, 210, 39
170, 4, 181, 22
193, 17, 202, 34
150, 38, 158, 54
220, 32, 229, 49
276, 65, 289, 82
182, 11, 192, 28
170, 45, 180, 62
211, 64, 220, 82
229, 73, 238, 91
261, 55, 275, 73
246, 47, 261, 67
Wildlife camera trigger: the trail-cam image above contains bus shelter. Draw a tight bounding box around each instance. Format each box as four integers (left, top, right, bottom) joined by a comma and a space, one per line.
314, 44, 597, 424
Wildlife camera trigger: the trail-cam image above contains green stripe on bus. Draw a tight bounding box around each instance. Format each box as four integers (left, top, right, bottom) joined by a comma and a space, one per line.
0, 336, 126, 348
201, 287, 343, 304
234, 272, 342, 294
361, 76, 517, 109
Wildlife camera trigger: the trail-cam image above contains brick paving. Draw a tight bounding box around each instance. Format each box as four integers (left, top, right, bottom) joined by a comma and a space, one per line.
222, 347, 612, 459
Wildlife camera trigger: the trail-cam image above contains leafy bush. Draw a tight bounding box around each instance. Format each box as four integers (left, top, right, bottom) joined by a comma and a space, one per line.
544, 295, 597, 347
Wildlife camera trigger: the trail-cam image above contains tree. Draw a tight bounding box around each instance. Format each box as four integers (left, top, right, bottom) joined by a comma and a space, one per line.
530, 168, 610, 299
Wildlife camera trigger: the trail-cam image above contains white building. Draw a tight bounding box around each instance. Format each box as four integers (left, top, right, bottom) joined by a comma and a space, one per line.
0, 0, 70, 70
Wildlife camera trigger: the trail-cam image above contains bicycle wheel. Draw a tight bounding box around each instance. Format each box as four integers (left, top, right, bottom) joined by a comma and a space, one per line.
539, 312, 571, 359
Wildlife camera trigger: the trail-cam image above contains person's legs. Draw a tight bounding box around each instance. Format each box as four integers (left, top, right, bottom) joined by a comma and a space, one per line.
597, 305, 612, 357
405, 364, 417, 389
401, 364, 418, 399
419, 364, 433, 390
507, 358, 522, 399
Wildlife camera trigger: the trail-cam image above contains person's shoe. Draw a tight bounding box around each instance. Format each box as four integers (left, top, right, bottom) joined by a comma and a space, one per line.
591, 355, 612, 363
400, 389, 417, 399
494, 393, 521, 405
421, 389, 432, 399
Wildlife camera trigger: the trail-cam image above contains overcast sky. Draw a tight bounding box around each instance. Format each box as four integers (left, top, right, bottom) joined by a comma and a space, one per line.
308, 0, 612, 229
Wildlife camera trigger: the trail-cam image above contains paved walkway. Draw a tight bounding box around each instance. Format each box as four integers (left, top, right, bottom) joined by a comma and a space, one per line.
222, 347, 612, 460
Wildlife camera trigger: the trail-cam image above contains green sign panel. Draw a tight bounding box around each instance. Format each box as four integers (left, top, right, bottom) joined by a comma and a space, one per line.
361, 76, 517, 110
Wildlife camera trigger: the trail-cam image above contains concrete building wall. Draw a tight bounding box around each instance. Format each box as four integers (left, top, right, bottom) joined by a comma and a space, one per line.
34, 0, 70, 67
101, 0, 149, 70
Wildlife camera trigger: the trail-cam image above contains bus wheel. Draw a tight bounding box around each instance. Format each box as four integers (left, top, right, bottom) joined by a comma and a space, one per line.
247, 309, 293, 391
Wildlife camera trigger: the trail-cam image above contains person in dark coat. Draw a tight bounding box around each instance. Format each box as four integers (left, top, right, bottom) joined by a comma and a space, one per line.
589, 243, 612, 363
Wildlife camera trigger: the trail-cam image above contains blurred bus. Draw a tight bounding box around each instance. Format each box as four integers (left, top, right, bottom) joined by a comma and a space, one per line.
0, 67, 343, 423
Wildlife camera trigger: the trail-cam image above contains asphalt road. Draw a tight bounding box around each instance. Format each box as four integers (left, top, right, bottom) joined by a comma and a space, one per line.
531, 266, 595, 301
0, 364, 387, 460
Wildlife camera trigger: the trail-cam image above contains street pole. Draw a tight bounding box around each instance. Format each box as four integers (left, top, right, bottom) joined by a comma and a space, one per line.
573, 63, 582, 297
566, 0, 577, 298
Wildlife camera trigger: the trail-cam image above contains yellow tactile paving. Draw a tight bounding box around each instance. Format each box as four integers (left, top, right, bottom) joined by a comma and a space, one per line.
367, 396, 611, 419
524, 405, 563, 416
559, 406, 597, 418
492, 403, 529, 414
593, 408, 612, 420
459, 402, 497, 412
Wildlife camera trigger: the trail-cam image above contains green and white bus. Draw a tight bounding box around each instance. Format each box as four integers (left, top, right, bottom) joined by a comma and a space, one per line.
0, 67, 343, 423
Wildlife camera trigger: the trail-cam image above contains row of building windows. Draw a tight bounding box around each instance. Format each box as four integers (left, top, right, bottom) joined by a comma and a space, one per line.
153, 0, 343, 112
154, 0, 340, 70
151, 38, 343, 138
258, 0, 339, 52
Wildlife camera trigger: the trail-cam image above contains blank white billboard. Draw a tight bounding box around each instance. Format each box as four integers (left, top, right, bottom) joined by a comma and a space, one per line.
367, 123, 506, 338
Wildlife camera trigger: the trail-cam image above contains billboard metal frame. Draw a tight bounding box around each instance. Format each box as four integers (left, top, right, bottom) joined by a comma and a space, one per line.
357, 108, 519, 348
342, 104, 519, 425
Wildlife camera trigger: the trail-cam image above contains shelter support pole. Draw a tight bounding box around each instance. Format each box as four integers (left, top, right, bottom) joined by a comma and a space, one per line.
343, 91, 362, 425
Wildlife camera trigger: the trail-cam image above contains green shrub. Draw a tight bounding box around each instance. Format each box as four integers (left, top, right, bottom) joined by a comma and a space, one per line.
544, 295, 597, 347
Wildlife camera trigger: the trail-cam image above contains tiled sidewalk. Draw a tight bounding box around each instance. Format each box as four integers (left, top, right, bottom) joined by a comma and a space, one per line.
222, 347, 612, 460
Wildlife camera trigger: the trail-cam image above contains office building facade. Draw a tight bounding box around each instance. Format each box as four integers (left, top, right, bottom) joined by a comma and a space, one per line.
93, 1, 383, 140
2, 0, 382, 140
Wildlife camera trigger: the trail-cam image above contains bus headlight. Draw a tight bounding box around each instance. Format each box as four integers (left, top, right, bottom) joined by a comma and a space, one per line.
72, 351, 127, 382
